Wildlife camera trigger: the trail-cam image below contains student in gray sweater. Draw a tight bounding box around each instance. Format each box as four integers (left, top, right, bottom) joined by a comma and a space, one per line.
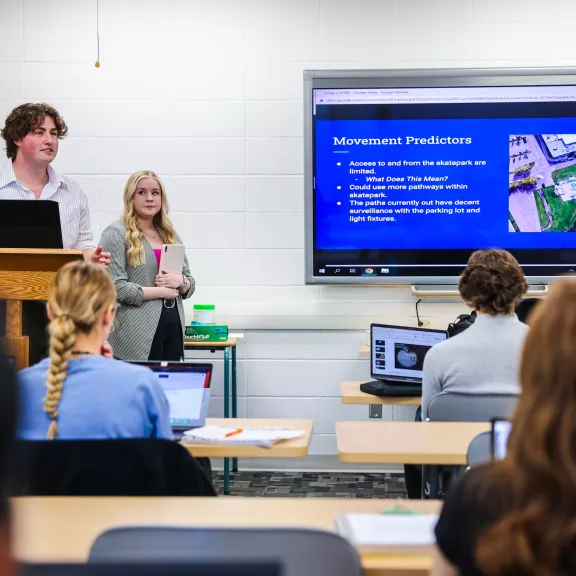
405, 249, 529, 498
422, 249, 529, 419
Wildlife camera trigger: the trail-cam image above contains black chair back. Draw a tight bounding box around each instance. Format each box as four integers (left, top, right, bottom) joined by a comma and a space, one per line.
12, 439, 216, 497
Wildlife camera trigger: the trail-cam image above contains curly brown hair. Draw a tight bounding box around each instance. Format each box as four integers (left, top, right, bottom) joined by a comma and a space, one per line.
1, 103, 68, 161
458, 249, 528, 315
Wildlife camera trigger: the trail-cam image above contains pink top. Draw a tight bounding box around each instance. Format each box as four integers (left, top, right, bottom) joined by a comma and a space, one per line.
153, 249, 161, 267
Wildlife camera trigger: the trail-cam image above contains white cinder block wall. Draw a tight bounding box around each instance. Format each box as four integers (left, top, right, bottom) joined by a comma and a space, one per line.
1, 0, 569, 470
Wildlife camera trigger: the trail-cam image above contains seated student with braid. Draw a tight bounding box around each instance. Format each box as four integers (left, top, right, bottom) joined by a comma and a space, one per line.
17, 261, 172, 440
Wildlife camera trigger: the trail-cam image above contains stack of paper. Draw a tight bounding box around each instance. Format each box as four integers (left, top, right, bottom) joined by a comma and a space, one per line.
182, 426, 305, 448
335, 513, 438, 554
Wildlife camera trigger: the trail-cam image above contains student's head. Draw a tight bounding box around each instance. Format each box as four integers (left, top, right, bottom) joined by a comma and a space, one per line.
122, 170, 176, 267
1, 103, 68, 163
458, 249, 527, 315
44, 262, 116, 440
514, 297, 542, 325
476, 279, 576, 575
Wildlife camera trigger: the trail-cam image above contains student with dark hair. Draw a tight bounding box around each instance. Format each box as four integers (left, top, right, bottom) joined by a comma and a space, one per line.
433, 279, 576, 576
0, 343, 18, 576
404, 249, 529, 498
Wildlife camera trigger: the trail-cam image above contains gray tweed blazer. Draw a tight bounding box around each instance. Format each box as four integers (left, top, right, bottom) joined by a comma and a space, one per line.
99, 220, 195, 361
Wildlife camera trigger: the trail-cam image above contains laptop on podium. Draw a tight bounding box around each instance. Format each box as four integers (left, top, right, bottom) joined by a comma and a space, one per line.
0, 199, 63, 248
360, 323, 447, 397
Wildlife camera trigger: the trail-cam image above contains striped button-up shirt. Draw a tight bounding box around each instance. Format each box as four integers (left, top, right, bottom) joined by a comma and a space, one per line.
0, 159, 95, 250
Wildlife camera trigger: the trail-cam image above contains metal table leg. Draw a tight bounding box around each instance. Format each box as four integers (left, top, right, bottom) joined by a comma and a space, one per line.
223, 346, 230, 495
232, 344, 238, 472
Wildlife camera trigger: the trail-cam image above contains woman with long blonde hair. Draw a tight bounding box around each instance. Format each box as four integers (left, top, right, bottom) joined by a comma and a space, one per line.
17, 261, 172, 440
100, 171, 195, 361
432, 278, 576, 576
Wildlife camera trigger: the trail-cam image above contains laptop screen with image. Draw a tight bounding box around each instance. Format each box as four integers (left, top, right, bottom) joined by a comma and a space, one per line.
371, 324, 447, 383
131, 362, 212, 429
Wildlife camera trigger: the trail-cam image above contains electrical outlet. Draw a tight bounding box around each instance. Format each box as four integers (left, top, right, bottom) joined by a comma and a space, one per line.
369, 404, 383, 418
409, 316, 432, 328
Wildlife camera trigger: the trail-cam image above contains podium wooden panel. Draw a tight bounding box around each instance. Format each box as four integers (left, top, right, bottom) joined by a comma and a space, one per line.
0, 249, 83, 370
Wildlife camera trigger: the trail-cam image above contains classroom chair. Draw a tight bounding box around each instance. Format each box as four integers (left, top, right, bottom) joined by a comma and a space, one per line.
89, 526, 362, 576
12, 439, 216, 497
20, 562, 280, 576
466, 431, 491, 467
424, 392, 517, 498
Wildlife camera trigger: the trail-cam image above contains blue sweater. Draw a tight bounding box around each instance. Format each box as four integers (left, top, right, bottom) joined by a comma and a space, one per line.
17, 356, 173, 441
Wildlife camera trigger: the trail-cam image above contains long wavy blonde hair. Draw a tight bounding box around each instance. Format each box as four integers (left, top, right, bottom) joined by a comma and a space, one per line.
122, 171, 176, 267
44, 262, 116, 440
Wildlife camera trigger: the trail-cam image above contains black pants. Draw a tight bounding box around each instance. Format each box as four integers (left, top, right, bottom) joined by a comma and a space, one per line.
404, 405, 423, 498
404, 464, 423, 499
0, 300, 49, 366
148, 303, 183, 361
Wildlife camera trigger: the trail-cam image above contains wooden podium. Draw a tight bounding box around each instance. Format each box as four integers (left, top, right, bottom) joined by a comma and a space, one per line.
0, 249, 83, 370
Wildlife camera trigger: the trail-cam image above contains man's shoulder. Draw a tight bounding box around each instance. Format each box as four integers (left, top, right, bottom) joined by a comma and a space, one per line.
56, 172, 86, 198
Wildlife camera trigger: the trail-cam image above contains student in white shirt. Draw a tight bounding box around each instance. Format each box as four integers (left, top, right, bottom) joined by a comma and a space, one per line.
0, 103, 111, 363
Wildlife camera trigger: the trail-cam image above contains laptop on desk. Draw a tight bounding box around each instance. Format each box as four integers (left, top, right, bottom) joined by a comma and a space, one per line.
0, 199, 63, 248
130, 361, 212, 438
361, 324, 447, 397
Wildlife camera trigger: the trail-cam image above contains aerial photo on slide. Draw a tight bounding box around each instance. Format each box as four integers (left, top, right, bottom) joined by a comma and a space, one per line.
509, 134, 576, 233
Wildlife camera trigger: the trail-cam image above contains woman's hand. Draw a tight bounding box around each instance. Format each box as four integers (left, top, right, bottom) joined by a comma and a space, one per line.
155, 270, 183, 289
160, 287, 179, 299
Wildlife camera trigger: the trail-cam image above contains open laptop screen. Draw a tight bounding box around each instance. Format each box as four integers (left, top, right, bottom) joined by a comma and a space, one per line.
371, 324, 447, 383
131, 362, 212, 428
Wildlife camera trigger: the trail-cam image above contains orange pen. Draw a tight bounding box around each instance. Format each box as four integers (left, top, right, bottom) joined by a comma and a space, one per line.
225, 428, 243, 438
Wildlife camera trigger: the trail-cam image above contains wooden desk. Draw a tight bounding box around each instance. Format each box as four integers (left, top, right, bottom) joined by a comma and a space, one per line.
337, 421, 489, 465
359, 344, 370, 357
12, 496, 441, 576
183, 418, 313, 459
341, 381, 421, 406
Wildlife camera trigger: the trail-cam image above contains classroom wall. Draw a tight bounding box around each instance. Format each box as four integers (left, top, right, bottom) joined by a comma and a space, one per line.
1, 0, 570, 469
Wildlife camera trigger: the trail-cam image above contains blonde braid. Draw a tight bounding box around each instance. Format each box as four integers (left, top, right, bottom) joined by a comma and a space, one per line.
44, 314, 76, 439
44, 261, 117, 440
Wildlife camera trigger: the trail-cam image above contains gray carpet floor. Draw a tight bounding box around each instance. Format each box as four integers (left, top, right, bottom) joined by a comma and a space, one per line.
213, 471, 407, 498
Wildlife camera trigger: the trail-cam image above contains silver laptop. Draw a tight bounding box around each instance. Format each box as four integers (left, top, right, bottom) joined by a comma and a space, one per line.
130, 361, 212, 436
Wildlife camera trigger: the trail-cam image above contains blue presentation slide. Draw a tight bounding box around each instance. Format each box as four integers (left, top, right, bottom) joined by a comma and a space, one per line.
315, 118, 576, 250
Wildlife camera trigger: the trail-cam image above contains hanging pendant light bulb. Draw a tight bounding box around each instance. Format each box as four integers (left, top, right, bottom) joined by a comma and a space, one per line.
94, 0, 100, 68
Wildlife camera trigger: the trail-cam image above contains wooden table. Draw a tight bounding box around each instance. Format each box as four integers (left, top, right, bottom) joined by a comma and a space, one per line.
184, 418, 313, 459
12, 496, 442, 576
337, 421, 490, 465
341, 381, 421, 406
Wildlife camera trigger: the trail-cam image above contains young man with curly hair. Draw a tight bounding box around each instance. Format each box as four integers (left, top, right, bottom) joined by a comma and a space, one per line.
0, 103, 111, 363
404, 249, 529, 498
